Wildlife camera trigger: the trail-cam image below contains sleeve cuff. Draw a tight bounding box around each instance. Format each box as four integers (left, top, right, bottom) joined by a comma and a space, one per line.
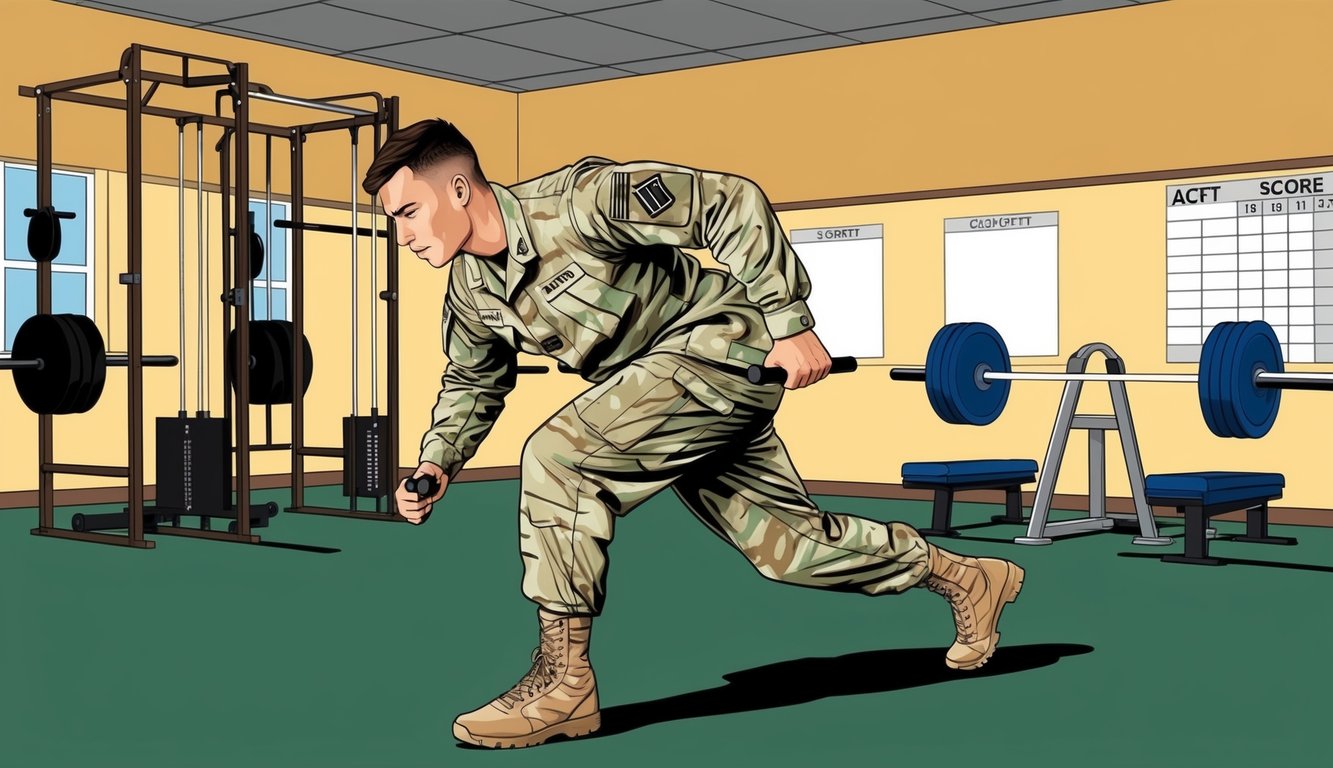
763, 300, 815, 339
419, 441, 464, 480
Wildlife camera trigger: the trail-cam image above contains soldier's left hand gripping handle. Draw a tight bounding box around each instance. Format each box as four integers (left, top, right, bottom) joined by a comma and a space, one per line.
747, 356, 858, 385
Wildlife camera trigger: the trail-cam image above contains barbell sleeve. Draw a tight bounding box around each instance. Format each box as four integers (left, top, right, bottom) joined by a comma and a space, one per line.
893, 366, 1333, 391
2, 354, 178, 370
106, 355, 179, 367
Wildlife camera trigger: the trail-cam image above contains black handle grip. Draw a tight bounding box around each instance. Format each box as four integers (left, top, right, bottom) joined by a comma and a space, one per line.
888, 367, 927, 382
516, 365, 549, 375
405, 473, 440, 499
746, 356, 858, 385
23, 207, 76, 220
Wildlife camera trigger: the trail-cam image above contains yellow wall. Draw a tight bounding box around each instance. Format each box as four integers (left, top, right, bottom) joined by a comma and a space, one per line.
0, 0, 517, 494
6, 0, 1333, 511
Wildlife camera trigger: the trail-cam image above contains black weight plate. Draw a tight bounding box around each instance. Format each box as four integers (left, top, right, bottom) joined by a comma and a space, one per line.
65, 314, 107, 414
27, 206, 61, 263
265, 320, 313, 404
227, 323, 281, 404
12, 314, 74, 414
250, 231, 265, 281
56, 315, 90, 415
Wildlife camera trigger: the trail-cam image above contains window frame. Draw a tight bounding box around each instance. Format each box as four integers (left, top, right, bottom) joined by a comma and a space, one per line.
0, 162, 97, 355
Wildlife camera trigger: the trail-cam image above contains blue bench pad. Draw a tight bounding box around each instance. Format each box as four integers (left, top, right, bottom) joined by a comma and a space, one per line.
1145, 471, 1285, 507
902, 459, 1038, 486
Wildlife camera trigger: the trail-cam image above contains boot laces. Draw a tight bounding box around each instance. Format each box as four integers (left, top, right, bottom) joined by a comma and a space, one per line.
925, 578, 976, 641
497, 627, 566, 707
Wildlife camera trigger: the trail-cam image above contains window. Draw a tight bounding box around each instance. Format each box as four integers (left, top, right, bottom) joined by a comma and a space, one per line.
249, 199, 290, 321
1, 164, 95, 351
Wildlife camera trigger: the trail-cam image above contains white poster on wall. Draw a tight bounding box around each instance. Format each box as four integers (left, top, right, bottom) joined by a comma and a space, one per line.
789, 224, 884, 358
944, 212, 1059, 356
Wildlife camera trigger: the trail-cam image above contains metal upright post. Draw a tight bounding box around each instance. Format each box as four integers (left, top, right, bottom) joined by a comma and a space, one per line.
232, 63, 252, 536
34, 88, 54, 534
125, 45, 146, 546
290, 128, 306, 510
385, 97, 400, 493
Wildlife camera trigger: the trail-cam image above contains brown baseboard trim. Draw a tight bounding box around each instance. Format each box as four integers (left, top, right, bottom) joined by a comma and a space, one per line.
4, 468, 1329, 528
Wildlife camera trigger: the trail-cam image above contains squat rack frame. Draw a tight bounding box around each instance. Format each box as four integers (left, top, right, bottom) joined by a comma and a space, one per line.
19, 44, 402, 548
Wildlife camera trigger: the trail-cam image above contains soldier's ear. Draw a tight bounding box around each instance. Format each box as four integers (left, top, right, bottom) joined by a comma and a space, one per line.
451, 174, 471, 205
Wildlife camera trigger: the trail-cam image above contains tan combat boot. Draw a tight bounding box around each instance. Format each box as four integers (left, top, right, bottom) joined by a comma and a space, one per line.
922, 544, 1024, 670
453, 608, 600, 749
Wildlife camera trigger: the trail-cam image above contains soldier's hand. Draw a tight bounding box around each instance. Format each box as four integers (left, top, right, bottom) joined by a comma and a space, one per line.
396, 461, 448, 525
764, 330, 833, 389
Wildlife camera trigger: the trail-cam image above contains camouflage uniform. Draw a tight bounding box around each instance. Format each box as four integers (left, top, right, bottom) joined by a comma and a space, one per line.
420, 158, 929, 616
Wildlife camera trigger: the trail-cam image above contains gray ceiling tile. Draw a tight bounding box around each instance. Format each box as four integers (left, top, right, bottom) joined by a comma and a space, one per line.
80, 0, 317, 24
473, 16, 698, 66
218, 4, 433, 51
357, 35, 591, 82
719, 34, 854, 60
197, 25, 341, 54
920, 0, 1032, 11
976, 0, 1136, 23
585, 0, 816, 50
844, 14, 993, 42
498, 67, 631, 91
614, 51, 738, 74
324, 0, 558, 33
522, 0, 655, 12
715, 0, 949, 34
340, 53, 493, 85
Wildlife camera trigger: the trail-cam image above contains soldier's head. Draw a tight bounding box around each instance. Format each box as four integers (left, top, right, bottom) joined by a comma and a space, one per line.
363, 119, 490, 268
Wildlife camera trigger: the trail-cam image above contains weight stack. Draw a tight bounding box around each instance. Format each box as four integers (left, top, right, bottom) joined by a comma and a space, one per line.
342, 415, 390, 499
156, 415, 229, 515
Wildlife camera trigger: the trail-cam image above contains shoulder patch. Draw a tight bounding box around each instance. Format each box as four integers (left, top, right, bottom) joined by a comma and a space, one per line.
610, 169, 693, 227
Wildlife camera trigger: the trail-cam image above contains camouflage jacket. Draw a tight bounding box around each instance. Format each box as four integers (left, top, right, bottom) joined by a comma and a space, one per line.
421, 157, 814, 476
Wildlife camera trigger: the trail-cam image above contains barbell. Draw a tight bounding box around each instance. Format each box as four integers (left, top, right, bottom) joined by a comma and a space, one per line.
890, 320, 1333, 438
4, 314, 178, 414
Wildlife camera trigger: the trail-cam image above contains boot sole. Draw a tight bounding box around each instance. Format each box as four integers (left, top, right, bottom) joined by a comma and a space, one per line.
453, 712, 601, 749
947, 561, 1024, 671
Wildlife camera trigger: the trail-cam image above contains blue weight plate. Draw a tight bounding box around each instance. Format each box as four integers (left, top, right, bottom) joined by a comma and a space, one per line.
926, 324, 965, 424
1199, 321, 1240, 438
1231, 321, 1282, 438
945, 323, 1011, 426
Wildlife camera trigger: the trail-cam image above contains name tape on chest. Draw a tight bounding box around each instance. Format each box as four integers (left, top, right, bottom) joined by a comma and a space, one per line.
539, 262, 587, 300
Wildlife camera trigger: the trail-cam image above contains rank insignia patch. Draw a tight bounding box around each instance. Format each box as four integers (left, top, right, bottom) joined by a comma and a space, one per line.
631, 173, 676, 218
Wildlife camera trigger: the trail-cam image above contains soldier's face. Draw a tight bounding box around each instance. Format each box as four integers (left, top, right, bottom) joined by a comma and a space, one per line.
379, 165, 471, 268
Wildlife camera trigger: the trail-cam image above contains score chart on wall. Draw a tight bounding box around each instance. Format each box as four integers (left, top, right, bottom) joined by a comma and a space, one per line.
1166, 171, 1333, 363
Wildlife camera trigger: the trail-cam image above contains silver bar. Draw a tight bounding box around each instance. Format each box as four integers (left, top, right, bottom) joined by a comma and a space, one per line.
248, 90, 373, 116
265, 135, 273, 322
1254, 371, 1333, 389
0, 358, 43, 370
987, 372, 1198, 383
369, 146, 378, 411
351, 134, 358, 417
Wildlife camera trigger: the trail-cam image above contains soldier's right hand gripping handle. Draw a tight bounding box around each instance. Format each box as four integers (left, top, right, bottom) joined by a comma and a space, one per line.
746, 356, 858, 385
406, 474, 440, 499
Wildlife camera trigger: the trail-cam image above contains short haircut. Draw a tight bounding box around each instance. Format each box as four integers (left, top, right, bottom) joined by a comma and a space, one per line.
361, 118, 487, 196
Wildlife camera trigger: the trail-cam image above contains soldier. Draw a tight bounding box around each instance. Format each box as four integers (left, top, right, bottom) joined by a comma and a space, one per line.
364, 119, 1026, 749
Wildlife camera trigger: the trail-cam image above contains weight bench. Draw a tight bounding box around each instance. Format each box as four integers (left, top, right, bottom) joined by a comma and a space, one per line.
901, 459, 1038, 537
1145, 471, 1295, 565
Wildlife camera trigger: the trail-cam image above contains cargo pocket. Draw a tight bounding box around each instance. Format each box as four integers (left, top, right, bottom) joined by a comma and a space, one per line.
573, 360, 734, 452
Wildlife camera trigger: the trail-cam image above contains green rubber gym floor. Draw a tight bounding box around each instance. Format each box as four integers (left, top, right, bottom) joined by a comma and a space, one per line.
2, 481, 1327, 767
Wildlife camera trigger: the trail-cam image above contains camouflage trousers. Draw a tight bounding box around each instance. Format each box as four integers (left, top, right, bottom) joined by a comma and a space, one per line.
518, 353, 931, 616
